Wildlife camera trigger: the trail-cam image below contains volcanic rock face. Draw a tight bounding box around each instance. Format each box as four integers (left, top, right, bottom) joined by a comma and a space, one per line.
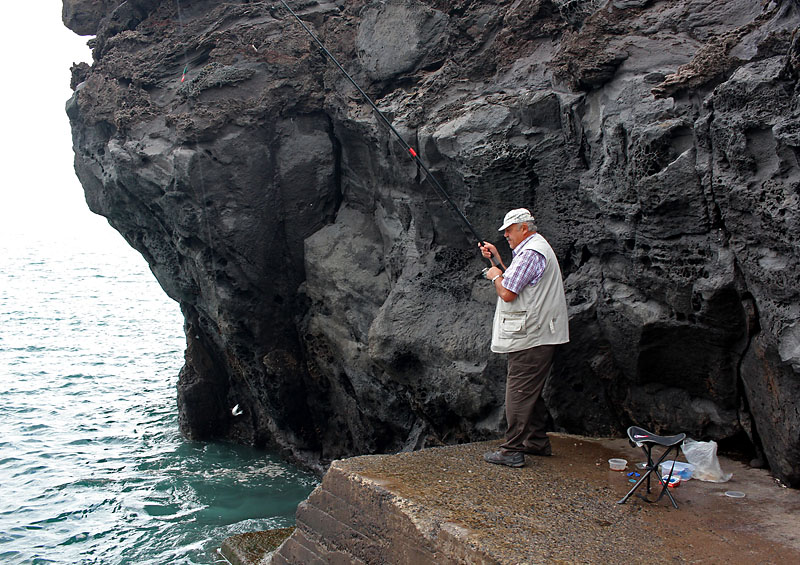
64, 0, 800, 485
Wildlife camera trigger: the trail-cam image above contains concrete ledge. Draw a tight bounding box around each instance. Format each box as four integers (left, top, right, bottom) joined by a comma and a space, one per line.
229, 435, 800, 564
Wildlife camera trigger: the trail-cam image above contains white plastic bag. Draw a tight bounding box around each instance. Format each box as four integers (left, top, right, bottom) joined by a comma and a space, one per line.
681, 438, 732, 482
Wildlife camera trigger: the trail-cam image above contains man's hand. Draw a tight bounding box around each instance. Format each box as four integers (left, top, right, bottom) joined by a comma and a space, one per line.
485, 266, 503, 280
479, 241, 498, 260
479, 241, 508, 272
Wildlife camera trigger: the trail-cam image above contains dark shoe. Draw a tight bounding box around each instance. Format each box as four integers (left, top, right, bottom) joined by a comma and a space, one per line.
483, 450, 524, 468
526, 446, 552, 457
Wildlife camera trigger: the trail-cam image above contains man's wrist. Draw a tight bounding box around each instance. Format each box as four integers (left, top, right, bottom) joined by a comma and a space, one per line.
491, 274, 501, 283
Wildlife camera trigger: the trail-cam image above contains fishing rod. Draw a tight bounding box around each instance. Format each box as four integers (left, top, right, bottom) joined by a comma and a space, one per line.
277, 0, 501, 269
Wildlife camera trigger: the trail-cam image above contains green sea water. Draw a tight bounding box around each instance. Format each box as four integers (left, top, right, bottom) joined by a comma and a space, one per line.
0, 231, 317, 564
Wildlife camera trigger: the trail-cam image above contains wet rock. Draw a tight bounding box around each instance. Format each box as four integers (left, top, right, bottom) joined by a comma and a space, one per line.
221, 528, 294, 565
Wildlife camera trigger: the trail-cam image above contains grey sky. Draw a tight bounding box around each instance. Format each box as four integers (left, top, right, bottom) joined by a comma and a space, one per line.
0, 3, 95, 237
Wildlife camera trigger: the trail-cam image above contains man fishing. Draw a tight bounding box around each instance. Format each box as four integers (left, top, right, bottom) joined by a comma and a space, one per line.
479, 208, 570, 468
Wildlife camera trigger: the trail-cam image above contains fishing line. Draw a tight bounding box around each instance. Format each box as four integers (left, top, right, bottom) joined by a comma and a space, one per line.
277, 0, 500, 268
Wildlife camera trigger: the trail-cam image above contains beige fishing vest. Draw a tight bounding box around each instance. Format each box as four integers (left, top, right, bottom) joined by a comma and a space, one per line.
491, 233, 570, 353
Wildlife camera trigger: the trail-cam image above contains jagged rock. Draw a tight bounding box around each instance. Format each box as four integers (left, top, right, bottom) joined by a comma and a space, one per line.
63, 0, 800, 487
62, 0, 113, 36
356, 0, 449, 82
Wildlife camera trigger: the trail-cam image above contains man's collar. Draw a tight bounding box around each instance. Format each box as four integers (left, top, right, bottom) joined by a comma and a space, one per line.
511, 233, 537, 256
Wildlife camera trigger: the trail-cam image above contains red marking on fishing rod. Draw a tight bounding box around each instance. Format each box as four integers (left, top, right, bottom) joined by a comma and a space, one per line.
408, 147, 417, 157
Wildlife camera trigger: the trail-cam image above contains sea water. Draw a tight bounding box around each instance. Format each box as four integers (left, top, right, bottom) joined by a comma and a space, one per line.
0, 230, 317, 564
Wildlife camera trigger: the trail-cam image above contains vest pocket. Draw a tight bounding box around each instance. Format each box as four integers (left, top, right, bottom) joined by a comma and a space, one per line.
500, 311, 527, 336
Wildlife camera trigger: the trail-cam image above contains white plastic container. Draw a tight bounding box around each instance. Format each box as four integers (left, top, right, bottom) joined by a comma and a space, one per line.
659, 460, 694, 480
608, 458, 627, 471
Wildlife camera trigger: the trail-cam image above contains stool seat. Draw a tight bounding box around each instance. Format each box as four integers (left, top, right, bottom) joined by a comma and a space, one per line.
617, 425, 686, 509
628, 426, 686, 448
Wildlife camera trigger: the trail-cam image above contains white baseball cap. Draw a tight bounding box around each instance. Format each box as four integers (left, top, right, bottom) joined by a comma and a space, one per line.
498, 208, 535, 231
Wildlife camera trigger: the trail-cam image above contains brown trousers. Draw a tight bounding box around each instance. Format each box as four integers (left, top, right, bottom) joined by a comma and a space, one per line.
500, 344, 556, 454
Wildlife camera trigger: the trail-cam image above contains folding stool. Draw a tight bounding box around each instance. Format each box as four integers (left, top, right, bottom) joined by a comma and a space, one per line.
616, 425, 686, 509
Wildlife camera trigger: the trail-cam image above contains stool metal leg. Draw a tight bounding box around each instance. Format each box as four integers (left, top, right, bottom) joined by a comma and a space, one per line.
616, 444, 680, 509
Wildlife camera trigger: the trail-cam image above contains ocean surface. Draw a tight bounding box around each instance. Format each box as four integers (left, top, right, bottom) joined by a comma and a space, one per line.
0, 229, 317, 564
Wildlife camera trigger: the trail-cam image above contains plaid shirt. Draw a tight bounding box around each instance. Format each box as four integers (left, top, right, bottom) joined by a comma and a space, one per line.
501, 235, 547, 294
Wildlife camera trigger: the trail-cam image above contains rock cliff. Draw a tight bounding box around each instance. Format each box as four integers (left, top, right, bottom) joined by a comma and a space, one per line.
63, 0, 800, 486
